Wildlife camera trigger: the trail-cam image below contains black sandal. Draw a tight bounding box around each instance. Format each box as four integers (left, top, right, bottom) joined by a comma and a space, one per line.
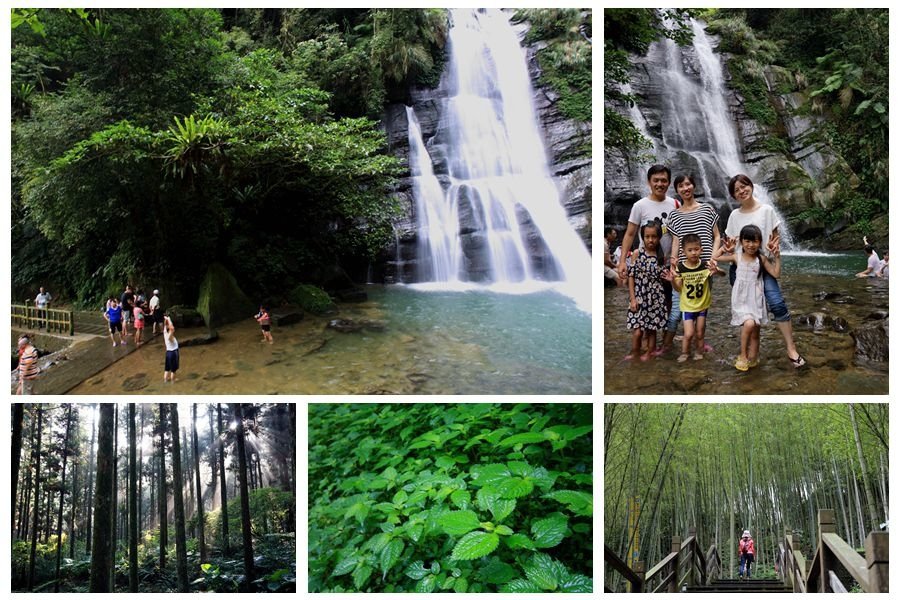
789, 354, 806, 368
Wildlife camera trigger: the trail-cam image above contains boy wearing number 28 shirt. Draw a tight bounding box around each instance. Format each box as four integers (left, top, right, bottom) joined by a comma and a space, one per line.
672, 234, 715, 363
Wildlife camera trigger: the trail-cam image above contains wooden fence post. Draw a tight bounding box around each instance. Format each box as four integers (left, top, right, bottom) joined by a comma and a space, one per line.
669, 536, 681, 593
818, 509, 835, 592
632, 560, 645, 593
784, 527, 794, 590
687, 527, 697, 587
864, 531, 888, 592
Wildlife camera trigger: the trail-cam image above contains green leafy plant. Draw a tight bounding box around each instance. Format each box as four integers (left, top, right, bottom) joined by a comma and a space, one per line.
308, 403, 592, 593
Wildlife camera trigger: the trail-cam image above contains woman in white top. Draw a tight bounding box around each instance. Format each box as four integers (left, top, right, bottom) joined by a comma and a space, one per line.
163, 314, 180, 382
724, 174, 805, 368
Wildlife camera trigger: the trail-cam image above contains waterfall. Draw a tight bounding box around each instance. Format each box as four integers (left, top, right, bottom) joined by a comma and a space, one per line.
405, 8, 591, 311
622, 18, 793, 246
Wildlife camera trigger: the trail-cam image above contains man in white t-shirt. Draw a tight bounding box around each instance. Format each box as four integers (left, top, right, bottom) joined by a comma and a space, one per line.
616, 165, 679, 282
856, 244, 881, 277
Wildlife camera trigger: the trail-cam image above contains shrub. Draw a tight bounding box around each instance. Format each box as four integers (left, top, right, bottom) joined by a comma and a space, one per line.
308, 403, 593, 593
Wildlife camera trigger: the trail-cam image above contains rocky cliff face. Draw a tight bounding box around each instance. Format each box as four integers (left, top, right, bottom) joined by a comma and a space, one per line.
377, 18, 592, 283
605, 27, 858, 249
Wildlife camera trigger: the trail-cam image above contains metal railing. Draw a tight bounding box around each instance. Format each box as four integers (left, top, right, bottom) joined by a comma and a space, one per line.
12, 305, 74, 336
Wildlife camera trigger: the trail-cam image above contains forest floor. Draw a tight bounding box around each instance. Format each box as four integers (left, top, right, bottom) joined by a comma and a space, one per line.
15, 533, 296, 593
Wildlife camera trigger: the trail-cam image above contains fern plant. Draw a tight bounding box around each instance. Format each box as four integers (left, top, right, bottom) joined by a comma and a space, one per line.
308, 403, 592, 593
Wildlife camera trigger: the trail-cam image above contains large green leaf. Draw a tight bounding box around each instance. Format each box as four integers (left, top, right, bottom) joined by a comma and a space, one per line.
470, 463, 511, 487
331, 554, 359, 577
478, 557, 517, 584
498, 476, 534, 499
531, 514, 568, 548
544, 490, 593, 516
507, 461, 533, 477
450, 531, 500, 561
498, 432, 547, 447
415, 574, 436, 593
379, 538, 404, 579
502, 578, 544, 593
524, 553, 559, 590
438, 510, 482, 536
352, 563, 372, 590
559, 573, 593, 592
404, 560, 430, 580
450, 489, 471, 510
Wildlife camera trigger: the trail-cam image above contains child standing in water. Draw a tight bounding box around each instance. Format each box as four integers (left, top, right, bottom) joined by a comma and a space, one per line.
714, 224, 781, 371
626, 221, 669, 361
672, 233, 714, 362
255, 305, 273, 344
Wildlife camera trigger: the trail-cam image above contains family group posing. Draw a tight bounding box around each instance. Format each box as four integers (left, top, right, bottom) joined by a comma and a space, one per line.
612, 165, 806, 371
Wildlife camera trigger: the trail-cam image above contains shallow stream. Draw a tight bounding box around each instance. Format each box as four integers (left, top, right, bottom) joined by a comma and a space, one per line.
604, 253, 888, 395
70, 285, 592, 395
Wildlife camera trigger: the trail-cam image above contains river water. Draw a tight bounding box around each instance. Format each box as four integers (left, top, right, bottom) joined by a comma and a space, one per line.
604, 253, 888, 395
70, 286, 591, 395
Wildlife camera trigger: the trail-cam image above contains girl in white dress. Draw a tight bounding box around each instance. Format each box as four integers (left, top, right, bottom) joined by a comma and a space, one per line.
713, 225, 781, 371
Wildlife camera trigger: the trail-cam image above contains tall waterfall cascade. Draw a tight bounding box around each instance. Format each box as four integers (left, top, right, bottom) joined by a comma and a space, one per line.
614, 18, 792, 246
405, 8, 591, 311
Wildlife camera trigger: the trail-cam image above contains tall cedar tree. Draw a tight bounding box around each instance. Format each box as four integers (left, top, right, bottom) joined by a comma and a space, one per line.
27, 405, 43, 591
109, 404, 118, 590
217, 403, 229, 553
89, 404, 115, 592
54, 404, 73, 591
12, 404, 24, 534
233, 403, 255, 588
192, 404, 208, 562
129, 403, 139, 591
170, 404, 189, 591
158, 403, 167, 568
85, 405, 96, 554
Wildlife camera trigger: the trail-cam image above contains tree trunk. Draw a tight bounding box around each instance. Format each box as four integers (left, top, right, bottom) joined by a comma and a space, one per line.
27, 404, 43, 592
158, 403, 168, 569
12, 403, 25, 535
89, 404, 115, 593
110, 403, 118, 591
129, 404, 139, 592
217, 404, 230, 554
170, 404, 189, 592
138, 404, 144, 532
848, 404, 879, 532
85, 405, 97, 554
54, 404, 73, 591
233, 403, 255, 588
193, 404, 207, 562
69, 457, 78, 560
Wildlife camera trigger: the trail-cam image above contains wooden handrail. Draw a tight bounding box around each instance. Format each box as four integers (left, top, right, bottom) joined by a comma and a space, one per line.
12, 304, 74, 335
604, 544, 643, 593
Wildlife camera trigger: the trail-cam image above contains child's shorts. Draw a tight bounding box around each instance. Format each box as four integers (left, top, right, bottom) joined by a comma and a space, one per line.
683, 309, 708, 321
261, 324, 271, 332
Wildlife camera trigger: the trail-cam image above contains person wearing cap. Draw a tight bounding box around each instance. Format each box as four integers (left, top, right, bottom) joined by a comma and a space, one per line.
738, 529, 755, 581
16, 335, 40, 395
149, 289, 161, 334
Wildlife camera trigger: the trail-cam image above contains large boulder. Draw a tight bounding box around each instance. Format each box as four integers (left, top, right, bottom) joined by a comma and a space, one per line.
196, 263, 256, 329
289, 284, 336, 315
851, 317, 889, 362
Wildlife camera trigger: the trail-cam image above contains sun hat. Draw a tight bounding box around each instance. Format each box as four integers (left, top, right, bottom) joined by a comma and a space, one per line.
153, 289, 159, 295
742, 529, 750, 537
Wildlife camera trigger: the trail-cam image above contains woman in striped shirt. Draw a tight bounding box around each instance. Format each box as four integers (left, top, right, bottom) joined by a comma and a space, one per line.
659, 174, 722, 355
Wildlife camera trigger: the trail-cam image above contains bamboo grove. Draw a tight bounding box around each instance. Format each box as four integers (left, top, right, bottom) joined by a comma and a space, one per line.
603, 403, 888, 591
11, 403, 296, 593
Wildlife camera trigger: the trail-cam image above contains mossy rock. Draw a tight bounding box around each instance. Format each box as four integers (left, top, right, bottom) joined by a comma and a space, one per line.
167, 305, 205, 328
289, 284, 336, 315
196, 263, 256, 328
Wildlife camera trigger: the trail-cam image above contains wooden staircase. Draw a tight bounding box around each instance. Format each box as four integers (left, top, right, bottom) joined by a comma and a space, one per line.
685, 578, 789, 593
605, 510, 888, 592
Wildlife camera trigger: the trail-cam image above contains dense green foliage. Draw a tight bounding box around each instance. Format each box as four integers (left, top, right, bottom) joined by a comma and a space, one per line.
11, 8, 450, 306
513, 9, 592, 124
308, 404, 592, 593
605, 404, 888, 591
705, 9, 887, 233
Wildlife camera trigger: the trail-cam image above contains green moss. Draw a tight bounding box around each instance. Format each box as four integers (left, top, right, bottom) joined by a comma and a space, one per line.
196, 262, 256, 328
289, 283, 335, 315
